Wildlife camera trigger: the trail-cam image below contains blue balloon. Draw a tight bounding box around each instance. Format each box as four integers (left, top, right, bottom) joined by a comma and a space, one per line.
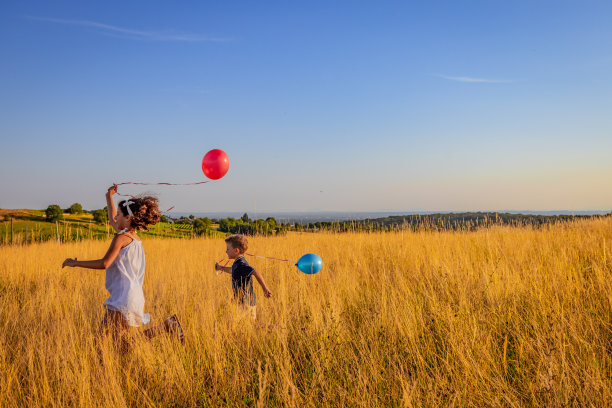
296, 253, 323, 274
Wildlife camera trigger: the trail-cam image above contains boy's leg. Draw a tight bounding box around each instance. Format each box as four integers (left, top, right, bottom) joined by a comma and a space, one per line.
234, 299, 256, 322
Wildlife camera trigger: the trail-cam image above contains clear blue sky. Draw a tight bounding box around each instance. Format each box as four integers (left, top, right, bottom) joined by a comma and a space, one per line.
1, 1, 611, 213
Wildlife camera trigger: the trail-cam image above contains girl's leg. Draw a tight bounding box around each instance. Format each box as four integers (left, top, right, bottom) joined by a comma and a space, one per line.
141, 322, 165, 339
97, 309, 131, 358
141, 314, 185, 345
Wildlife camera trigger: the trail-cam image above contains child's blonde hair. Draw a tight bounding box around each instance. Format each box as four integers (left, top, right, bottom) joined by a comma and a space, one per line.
225, 234, 248, 253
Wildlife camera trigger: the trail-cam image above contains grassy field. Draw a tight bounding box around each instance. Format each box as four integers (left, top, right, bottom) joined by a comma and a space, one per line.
0, 218, 611, 406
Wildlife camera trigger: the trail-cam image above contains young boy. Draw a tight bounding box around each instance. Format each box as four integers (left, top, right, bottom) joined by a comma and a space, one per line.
215, 234, 272, 319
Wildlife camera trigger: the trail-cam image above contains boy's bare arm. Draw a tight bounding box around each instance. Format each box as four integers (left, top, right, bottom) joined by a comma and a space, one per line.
252, 269, 272, 297
214, 263, 232, 274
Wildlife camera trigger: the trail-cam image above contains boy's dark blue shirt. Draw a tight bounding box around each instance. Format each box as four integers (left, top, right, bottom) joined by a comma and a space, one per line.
231, 256, 256, 306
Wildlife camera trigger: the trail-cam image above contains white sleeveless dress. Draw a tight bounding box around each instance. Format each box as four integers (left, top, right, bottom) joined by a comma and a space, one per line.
104, 230, 151, 326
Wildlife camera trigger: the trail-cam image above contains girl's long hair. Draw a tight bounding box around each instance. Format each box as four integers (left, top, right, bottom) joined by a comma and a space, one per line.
118, 196, 161, 231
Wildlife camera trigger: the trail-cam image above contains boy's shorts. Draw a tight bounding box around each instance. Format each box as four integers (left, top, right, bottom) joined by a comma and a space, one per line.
248, 305, 256, 320
234, 303, 256, 320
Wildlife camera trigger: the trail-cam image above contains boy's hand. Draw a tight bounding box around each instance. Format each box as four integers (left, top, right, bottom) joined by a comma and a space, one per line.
62, 258, 77, 268
214, 262, 222, 271
263, 288, 272, 298
106, 184, 118, 197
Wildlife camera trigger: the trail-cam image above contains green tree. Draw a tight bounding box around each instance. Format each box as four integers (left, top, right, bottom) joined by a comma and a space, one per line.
255, 219, 270, 234
68, 203, 83, 214
45, 205, 64, 222
193, 217, 212, 236
160, 215, 170, 223
219, 217, 238, 232
241, 213, 251, 223
218, 219, 229, 232
175, 217, 193, 225
92, 209, 107, 224
265, 217, 277, 228
219, 218, 232, 232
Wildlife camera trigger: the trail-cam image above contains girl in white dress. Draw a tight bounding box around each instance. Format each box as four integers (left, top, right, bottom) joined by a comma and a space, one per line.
62, 185, 184, 352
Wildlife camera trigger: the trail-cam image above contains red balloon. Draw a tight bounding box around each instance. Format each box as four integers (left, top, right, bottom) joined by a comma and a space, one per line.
201, 149, 230, 180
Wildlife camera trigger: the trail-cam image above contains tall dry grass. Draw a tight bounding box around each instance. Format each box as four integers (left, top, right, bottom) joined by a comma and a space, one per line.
0, 218, 611, 407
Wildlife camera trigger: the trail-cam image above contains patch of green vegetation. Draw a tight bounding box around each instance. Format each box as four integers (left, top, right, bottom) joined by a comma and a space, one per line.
0, 210, 225, 244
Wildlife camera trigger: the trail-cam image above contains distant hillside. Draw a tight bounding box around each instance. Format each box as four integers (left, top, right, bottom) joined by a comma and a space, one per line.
360, 211, 611, 230
0, 209, 222, 244
170, 210, 612, 224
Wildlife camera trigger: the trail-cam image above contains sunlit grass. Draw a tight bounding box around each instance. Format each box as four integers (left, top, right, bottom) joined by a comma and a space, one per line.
1, 218, 611, 406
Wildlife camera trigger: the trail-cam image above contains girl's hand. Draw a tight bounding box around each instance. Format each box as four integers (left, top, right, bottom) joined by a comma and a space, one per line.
263, 288, 272, 298
106, 184, 118, 197
62, 258, 78, 268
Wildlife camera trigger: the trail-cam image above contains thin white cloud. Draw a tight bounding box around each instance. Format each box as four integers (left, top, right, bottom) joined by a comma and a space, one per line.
158, 86, 212, 95
27, 16, 229, 42
435, 74, 512, 83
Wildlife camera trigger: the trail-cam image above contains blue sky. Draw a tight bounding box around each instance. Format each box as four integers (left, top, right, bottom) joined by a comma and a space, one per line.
1, 1, 611, 213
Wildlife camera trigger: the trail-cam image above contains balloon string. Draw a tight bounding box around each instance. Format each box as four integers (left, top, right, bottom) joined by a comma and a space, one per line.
245, 253, 297, 265
216, 254, 298, 275
116, 181, 211, 187
216, 258, 231, 275
114, 181, 209, 214
114, 191, 175, 214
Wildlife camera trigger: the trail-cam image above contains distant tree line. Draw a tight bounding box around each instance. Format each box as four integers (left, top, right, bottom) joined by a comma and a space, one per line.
41, 203, 611, 236
287, 212, 612, 233
44, 202, 87, 222
147, 211, 612, 236
168, 213, 286, 236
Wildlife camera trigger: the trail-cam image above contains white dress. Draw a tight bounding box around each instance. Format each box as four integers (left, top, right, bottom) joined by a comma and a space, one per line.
104, 229, 151, 326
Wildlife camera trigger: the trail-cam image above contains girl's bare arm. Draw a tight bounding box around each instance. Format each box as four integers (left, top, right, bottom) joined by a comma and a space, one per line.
62, 234, 129, 269
106, 184, 120, 232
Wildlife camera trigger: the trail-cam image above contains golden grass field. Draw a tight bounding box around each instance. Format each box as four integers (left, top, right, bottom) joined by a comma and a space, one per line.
1, 218, 611, 407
